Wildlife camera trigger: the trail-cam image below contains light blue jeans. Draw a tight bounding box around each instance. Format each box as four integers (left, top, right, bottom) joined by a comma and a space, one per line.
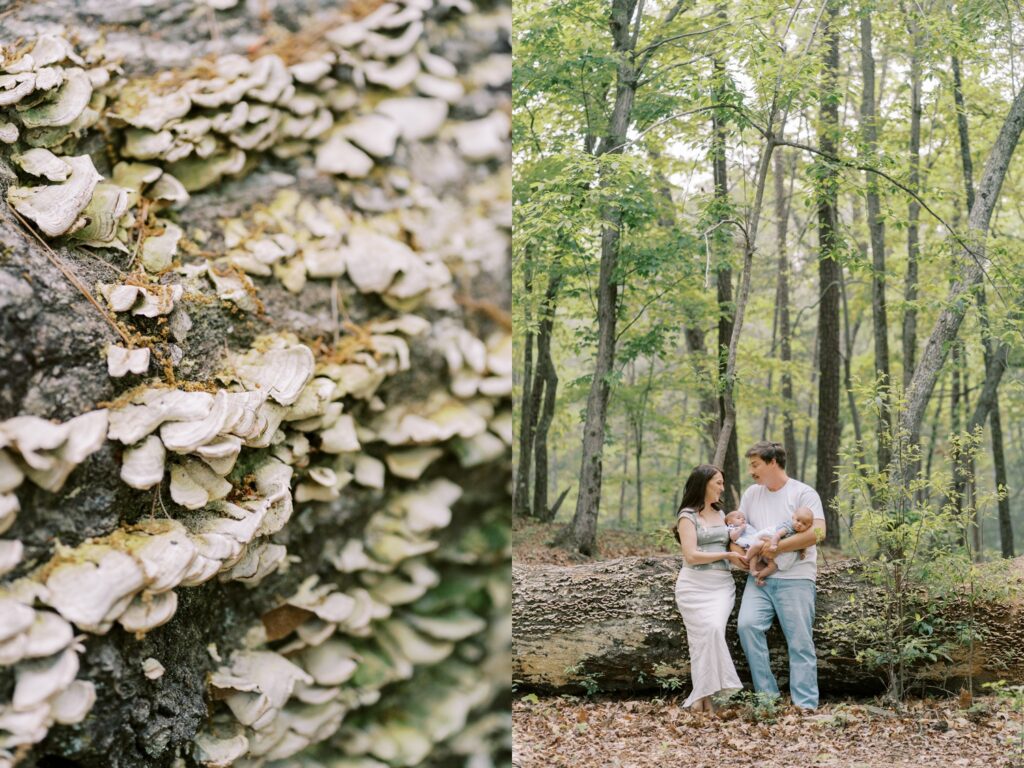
737, 576, 818, 709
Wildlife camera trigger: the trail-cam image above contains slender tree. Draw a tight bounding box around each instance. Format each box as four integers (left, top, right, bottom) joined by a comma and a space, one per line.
816, 0, 842, 545
561, 0, 690, 555
902, 5, 923, 392
532, 274, 562, 522
950, 51, 1014, 557
859, 7, 891, 474
774, 148, 799, 471
710, 18, 742, 504
513, 260, 536, 518
898, 82, 1024, 461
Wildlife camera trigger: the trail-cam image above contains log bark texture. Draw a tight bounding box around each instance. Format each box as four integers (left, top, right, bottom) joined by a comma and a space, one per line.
512, 556, 1024, 695
0, 2, 511, 767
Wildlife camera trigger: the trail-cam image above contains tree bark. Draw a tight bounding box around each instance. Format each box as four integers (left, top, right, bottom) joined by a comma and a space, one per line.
816, 1, 842, 545
903, 12, 923, 391
512, 557, 1024, 694
774, 149, 798, 473
0, 3, 511, 767
683, 325, 719, 459
533, 276, 561, 523
514, 262, 536, 518
618, 419, 630, 526
632, 362, 655, 530
711, 53, 741, 506
950, 52, 1014, 558
563, 0, 640, 555
859, 10, 892, 473
899, 81, 1024, 451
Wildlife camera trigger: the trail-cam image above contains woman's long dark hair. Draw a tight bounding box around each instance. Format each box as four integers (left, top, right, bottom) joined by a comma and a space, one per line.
672, 464, 723, 542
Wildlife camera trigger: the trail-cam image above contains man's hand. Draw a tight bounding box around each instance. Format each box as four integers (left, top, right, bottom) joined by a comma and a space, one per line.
773, 521, 825, 555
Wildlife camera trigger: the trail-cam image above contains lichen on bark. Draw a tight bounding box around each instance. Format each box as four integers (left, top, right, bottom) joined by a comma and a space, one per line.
0, 1, 510, 766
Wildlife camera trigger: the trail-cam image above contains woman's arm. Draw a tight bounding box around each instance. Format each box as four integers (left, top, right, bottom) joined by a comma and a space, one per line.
678, 519, 746, 567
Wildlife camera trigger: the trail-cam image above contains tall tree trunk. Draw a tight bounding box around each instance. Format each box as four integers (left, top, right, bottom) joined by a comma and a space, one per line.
674, 435, 685, 509
532, 276, 561, 523
903, 12, 923, 391
711, 57, 741, 506
618, 425, 629, 526
859, 9, 892, 473
633, 362, 654, 530
761, 295, 780, 439
801, 325, 820, 482
840, 268, 869, 490
898, 81, 1024, 452
951, 347, 965, 519
993, 403, 1014, 556
773, 149, 800, 472
816, 0, 842, 545
562, 0, 640, 555
951, 52, 1014, 558
924, 380, 946, 502
514, 261, 536, 518
683, 325, 718, 458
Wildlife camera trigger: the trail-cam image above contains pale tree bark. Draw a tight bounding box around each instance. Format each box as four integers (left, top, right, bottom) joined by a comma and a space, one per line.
816, 0, 842, 545
950, 52, 1014, 558
512, 557, 1024, 693
898, 82, 1024, 453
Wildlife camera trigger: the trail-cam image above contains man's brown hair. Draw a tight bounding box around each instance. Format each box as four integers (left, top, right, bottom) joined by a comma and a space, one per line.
745, 440, 786, 470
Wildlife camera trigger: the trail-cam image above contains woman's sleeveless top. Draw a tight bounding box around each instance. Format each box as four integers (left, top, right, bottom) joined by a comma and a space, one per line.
676, 507, 730, 571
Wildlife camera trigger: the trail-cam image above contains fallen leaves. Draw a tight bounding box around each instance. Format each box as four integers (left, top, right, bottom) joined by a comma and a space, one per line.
512, 694, 1024, 768
512, 518, 674, 565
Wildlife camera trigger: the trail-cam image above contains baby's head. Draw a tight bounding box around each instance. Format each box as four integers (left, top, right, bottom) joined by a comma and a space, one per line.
792, 507, 814, 533
725, 511, 746, 527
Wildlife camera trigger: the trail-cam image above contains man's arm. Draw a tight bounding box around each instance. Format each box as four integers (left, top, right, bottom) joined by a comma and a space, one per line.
768, 520, 825, 555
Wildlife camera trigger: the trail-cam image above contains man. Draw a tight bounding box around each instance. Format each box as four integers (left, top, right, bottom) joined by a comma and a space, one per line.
736, 440, 826, 710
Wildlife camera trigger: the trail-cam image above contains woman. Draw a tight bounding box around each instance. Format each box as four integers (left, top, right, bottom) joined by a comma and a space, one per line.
674, 464, 745, 712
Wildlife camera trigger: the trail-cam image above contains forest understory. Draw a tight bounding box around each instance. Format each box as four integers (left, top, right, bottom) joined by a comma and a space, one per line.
512, 522, 1024, 768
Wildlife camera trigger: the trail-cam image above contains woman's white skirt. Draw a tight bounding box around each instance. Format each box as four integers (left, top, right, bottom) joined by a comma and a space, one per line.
674, 567, 743, 707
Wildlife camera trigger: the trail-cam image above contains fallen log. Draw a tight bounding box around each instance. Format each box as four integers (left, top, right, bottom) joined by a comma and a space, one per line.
512, 555, 1024, 696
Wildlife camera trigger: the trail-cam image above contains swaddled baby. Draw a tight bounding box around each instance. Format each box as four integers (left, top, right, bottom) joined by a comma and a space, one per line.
725, 507, 814, 586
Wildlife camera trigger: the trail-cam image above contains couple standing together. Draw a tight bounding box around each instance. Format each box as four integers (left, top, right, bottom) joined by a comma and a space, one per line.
674, 440, 826, 712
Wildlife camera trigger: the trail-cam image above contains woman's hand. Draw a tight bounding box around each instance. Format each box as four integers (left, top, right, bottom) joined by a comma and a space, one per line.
724, 551, 748, 569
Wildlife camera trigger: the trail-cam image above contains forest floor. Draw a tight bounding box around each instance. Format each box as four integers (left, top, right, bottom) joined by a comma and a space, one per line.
512, 519, 1024, 768
511, 517, 676, 564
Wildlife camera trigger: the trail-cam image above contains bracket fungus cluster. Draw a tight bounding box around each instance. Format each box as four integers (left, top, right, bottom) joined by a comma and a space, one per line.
0, 0, 510, 765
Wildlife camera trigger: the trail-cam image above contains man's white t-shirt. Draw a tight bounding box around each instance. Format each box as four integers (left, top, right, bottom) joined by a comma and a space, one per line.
738, 477, 824, 581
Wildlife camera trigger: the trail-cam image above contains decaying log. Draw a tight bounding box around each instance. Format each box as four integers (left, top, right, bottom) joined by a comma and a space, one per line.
512, 556, 1024, 695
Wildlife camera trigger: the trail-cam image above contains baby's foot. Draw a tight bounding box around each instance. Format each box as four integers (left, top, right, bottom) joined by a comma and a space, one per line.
756, 578, 767, 587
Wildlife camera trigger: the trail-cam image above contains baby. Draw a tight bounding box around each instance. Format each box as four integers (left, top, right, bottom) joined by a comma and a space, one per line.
725, 507, 814, 586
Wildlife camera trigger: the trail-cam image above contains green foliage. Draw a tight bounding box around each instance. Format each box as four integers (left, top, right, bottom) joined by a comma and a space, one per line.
732, 690, 781, 723
833, 394, 1016, 700
564, 663, 601, 696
